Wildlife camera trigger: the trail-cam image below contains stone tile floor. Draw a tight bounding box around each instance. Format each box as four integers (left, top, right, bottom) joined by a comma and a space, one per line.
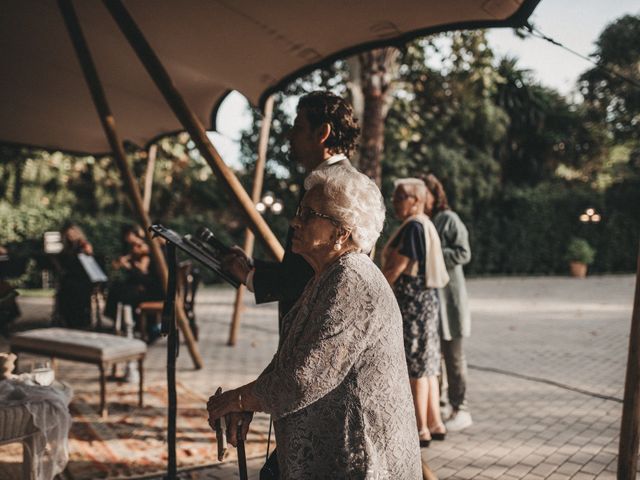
2, 274, 636, 479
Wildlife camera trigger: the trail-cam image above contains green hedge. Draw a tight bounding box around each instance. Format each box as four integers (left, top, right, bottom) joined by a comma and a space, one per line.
465, 179, 639, 275
0, 205, 244, 287
2, 178, 638, 287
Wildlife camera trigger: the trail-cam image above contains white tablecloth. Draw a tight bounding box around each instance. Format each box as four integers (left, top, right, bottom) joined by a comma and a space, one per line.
0, 379, 72, 480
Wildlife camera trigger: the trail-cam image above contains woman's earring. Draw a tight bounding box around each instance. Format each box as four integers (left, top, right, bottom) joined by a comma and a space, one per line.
334, 241, 342, 251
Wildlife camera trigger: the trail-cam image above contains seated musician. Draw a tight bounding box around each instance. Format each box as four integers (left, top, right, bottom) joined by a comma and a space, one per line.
54, 222, 95, 329
104, 224, 163, 339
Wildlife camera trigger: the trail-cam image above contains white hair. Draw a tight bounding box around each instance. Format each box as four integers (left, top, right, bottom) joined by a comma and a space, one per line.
393, 177, 427, 201
304, 166, 385, 253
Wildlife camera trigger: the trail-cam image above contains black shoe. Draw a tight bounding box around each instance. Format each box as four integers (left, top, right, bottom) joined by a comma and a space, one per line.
419, 438, 431, 448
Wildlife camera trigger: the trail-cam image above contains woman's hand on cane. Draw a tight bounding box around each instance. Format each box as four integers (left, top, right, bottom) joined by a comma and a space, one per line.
225, 412, 253, 447
207, 389, 253, 446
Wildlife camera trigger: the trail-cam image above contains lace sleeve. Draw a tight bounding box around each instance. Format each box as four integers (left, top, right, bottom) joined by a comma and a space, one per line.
253, 261, 373, 420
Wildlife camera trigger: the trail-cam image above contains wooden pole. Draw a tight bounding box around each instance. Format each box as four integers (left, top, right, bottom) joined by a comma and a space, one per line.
103, 0, 284, 262
58, 0, 203, 370
617, 241, 640, 479
142, 143, 157, 214
228, 95, 275, 346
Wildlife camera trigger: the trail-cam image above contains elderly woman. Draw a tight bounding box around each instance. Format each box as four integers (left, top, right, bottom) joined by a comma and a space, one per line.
382, 178, 449, 447
207, 166, 421, 479
423, 173, 473, 432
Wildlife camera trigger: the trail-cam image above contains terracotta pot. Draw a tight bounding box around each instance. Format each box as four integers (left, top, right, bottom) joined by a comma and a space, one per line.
569, 261, 588, 278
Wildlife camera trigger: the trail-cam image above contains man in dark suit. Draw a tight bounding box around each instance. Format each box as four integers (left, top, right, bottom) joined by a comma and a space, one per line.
222, 91, 359, 479
224, 91, 360, 320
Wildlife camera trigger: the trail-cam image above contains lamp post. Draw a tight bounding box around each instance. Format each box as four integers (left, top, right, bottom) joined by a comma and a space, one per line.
579, 207, 601, 223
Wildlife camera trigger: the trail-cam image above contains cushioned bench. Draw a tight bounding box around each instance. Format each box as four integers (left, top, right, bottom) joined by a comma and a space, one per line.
10, 328, 147, 417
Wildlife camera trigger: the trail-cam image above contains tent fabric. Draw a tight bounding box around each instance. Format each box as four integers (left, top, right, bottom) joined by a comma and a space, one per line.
0, 0, 539, 155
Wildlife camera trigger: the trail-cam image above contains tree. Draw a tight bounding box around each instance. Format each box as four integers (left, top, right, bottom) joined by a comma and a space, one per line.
495, 57, 606, 186
384, 31, 509, 217
579, 14, 640, 144
347, 48, 401, 185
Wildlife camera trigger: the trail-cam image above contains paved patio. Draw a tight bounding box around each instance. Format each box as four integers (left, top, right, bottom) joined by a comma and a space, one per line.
2, 273, 636, 479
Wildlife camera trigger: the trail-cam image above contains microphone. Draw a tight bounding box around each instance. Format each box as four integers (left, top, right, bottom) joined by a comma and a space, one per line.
191, 227, 240, 288
196, 227, 232, 256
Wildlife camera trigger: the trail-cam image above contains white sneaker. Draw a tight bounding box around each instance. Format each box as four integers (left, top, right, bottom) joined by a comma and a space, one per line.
440, 403, 453, 421
445, 410, 472, 432
124, 361, 140, 384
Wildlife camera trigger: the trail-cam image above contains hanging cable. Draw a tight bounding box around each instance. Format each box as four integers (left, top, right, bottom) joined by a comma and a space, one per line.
520, 22, 640, 90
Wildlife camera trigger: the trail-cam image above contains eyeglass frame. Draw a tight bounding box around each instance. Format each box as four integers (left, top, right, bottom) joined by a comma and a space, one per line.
294, 205, 343, 228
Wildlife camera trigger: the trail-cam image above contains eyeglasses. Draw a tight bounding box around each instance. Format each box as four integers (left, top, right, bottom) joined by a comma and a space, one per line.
393, 192, 416, 201
294, 205, 342, 227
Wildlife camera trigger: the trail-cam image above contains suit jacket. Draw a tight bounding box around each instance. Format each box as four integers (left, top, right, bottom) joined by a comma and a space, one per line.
252, 158, 352, 325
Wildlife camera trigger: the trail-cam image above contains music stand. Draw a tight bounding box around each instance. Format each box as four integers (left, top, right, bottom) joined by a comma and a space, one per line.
148, 224, 239, 480
77, 253, 108, 329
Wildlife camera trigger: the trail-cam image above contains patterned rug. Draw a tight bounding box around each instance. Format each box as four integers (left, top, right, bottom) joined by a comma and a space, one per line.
65, 381, 269, 479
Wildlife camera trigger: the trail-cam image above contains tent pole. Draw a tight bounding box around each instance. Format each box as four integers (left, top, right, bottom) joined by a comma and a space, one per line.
228, 95, 275, 346
618, 241, 640, 479
142, 144, 157, 214
103, 0, 284, 262
58, 0, 203, 370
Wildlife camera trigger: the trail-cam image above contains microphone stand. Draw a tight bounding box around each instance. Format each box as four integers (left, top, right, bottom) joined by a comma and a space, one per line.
162, 243, 178, 480
149, 224, 241, 479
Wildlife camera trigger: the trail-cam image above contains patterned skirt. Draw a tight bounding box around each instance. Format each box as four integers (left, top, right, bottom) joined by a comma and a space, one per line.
394, 274, 441, 378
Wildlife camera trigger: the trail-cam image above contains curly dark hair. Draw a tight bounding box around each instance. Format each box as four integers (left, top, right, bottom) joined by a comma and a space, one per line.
421, 173, 450, 215
297, 91, 360, 157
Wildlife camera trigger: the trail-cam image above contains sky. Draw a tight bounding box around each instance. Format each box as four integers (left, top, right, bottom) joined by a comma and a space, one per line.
486, 0, 639, 97
211, 0, 640, 168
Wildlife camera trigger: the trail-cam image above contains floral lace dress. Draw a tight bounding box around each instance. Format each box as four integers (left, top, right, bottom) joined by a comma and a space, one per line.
388, 220, 442, 378
253, 252, 421, 479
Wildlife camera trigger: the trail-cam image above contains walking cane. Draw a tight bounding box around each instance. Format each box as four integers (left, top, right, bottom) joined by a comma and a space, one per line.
213, 387, 227, 461
237, 423, 248, 480
212, 387, 247, 479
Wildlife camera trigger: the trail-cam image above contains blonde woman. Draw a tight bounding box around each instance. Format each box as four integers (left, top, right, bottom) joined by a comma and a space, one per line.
382, 178, 449, 447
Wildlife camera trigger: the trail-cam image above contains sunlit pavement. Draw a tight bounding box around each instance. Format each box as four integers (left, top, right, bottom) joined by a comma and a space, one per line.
4, 274, 635, 479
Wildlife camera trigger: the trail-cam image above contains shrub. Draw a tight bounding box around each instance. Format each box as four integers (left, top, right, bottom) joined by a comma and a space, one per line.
463, 179, 638, 275
564, 237, 596, 265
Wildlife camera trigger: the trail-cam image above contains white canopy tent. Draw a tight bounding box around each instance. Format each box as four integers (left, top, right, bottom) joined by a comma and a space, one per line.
1, 0, 539, 154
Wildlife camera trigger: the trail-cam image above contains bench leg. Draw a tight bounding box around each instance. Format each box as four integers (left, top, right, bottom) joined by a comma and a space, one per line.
99, 363, 107, 418
139, 314, 147, 342
138, 357, 144, 407
22, 435, 37, 480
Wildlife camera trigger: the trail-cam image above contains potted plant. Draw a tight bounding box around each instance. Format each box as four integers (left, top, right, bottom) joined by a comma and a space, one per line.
565, 237, 596, 278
